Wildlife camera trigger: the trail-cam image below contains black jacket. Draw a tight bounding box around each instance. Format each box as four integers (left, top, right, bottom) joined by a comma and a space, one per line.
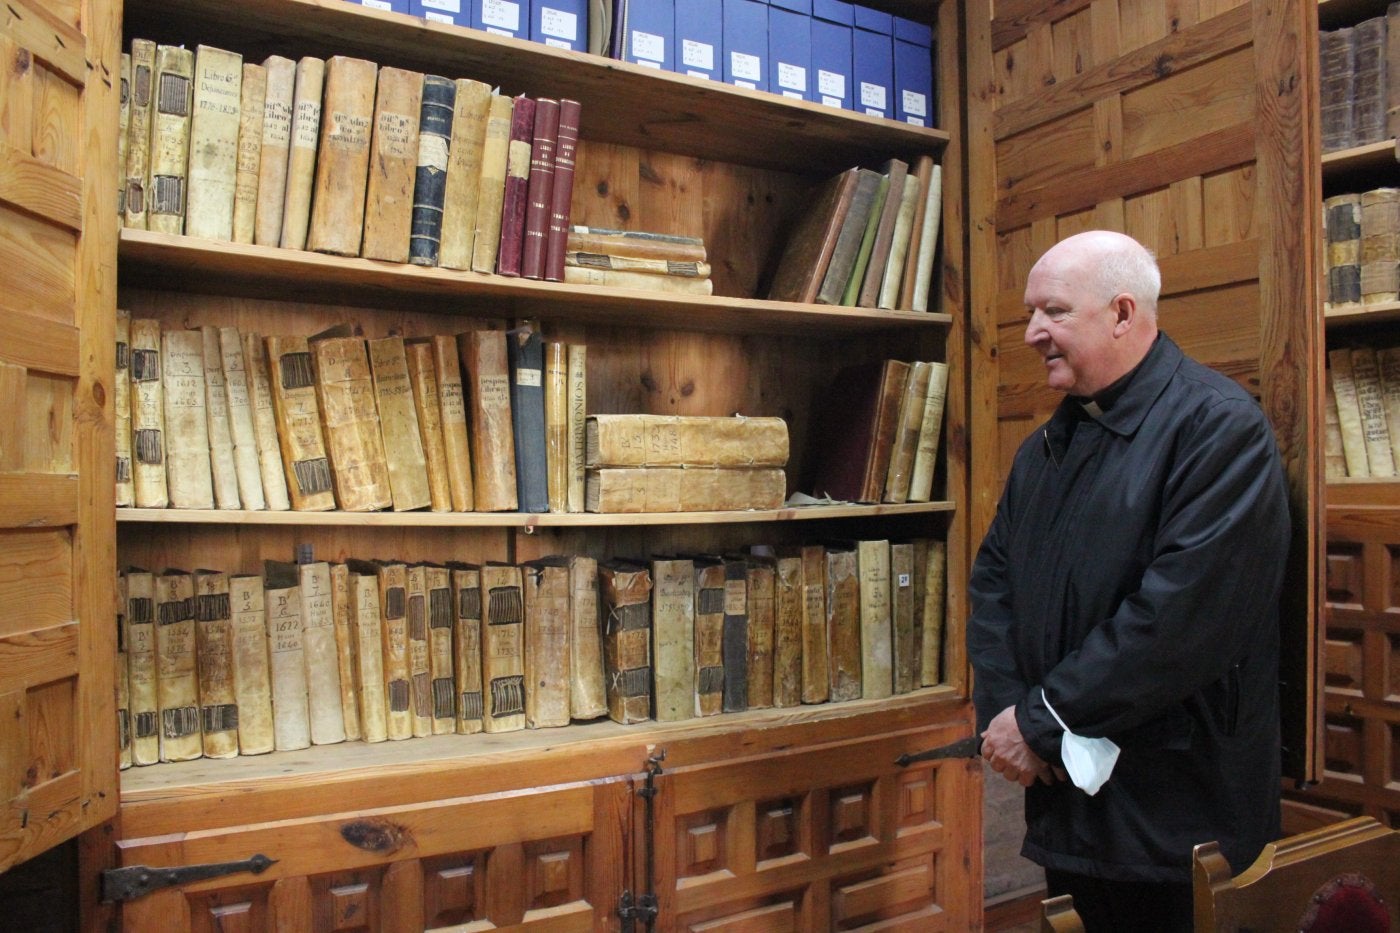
968, 333, 1290, 883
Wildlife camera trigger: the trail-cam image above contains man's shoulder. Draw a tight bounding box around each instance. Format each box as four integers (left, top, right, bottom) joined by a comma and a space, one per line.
1166, 352, 1260, 411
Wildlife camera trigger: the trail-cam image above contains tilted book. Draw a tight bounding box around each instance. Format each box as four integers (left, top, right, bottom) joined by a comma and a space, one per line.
298, 560, 348, 745
520, 97, 560, 279
883, 360, 933, 504
373, 559, 414, 740
123, 568, 160, 765
184, 45, 243, 241
693, 556, 725, 717
405, 563, 433, 737
599, 560, 653, 725
431, 335, 475, 511
232, 63, 266, 244
745, 557, 776, 711
368, 336, 433, 511
920, 539, 947, 687
907, 361, 950, 503
305, 56, 377, 257
721, 557, 749, 712
279, 56, 325, 251
889, 541, 916, 694
405, 340, 453, 511
767, 167, 860, 303
1330, 347, 1371, 478
216, 326, 265, 509
797, 544, 829, 704
265, 334, 336, 510
810, 359, 911, 503
1325, 376, 1348, 481
481, 562, 527, 733
308, 330, 393, 511
857, 159, 909, 308
239, 332, 292, 510
161, 328, 215, 510
841, 173, 889, 307
508, 325, 549, 513
347, 563, 389, 743
770, 551, 803, 709
130, 318, 168, 508
651, 557, 696, 722
262, 561, 311, 751
566, 555, 606, 720
897, 155, 936, 311
228, 573, 275, 754
425, 564, 456, 735
856, 539, 893, 700
824, 544, 861, 701
156, 569, 203, 761
544, 98, 583, 282
438, 78, 493, 271
1352, 347, 1395, 477
328, 563, 362, 742
362, 67, 423, 263
447, 562, 485, 734
908, 164, 944, 313
408, 75, 457, 267
585, 466, 786, 512
200, 326, 241, 509
471, 93, 516, 274
115, 310, 133, 506
495, 95, 538, 277
544, 341, 570, 513
146, 44, 195, 235
567, 344, 588, 513
815, 167, 882, 306
522, 557, 572, 729
192, 569, 239, 759
876, 171, 922, 310
585, 414, 789, 468
124, 38, 156, 229
254, 55, 295, 247
459, 327, 519, 510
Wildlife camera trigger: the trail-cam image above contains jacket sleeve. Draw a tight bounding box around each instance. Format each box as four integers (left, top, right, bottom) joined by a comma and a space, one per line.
1017, 396, 1290, 752
968, 467, 1030, 732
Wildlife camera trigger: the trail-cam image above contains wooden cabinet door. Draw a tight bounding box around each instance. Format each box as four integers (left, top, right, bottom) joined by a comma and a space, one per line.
964, 0, 1324, 781
0, 0, 121, 871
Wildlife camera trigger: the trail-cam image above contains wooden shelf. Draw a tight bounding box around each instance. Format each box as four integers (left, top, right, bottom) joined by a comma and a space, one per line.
1326, 479, 1400, 508
1324, 300, 1400, 327
120, 0, 948, 175
1321, 139, 1398, 177
118, 230, 953, 336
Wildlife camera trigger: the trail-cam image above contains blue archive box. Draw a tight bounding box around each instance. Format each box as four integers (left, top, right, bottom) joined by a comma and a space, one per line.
675, 0, 723, 80
852, 4, 892, 118
623, 0, 675, 69
411, 0, 465, 25
474, 0, 527, 37
532, 0, 588, 50
768, 0, 812, 101
893, 15, 934, 125
810, 0, 853, 109
723, 0, 768, 92
351, 0, 411, 13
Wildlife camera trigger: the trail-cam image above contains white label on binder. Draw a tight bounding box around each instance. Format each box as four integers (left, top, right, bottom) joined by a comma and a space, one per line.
632, 30, 666, 63
818, 70, 846, 99
541, 8, 578, 40
482, 0, 520, 30
682, 39, 714, 71
731, 51, 761, 81
860, 81, 887, 110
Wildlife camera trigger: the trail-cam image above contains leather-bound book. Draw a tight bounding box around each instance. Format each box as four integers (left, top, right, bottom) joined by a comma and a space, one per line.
770, 551, 803, 708
495, 95, 537, 276
481, 562, 527, 733
368, 336, 432, 511
795, 544, 829, 704
543, 98, 582, 282
264, 334, 335, 511
216, 327, 266, 509
522, 557, 572, 729
810, 359, 910, 503
184, 45, 243, 241
856, 539, 893, 700
459, 326, 519, 511
298, 560, 347, 745
161, 329, 215, 510
876, 171, 923, 310
567, 344, 588, 513
814, 167, 882, 306
692, 556, 726, 717
568, 556, 607, 720
192, 569, 238, 758
857, 158, 909, 308
115, 310, 133, 507
1320, 27, 1355, 152
438, 78, 493, 271
123, 568, 160, 765
405, 339, 453, 511
508, 324, 549, 513
405, 563, 433, 737
307, 329, 393, 512
584, 466, 786, 512
470, 93, 516, 274
239, 332, 291, 510
278, 56, 324, 250
565, 252, 712, 277
544, 341, 570, 512
841, 173, 888, 307
907, 361, 949, 503
232, 63, 266, 244
1390, 4, 1400, 141
520, 97, 560, 279
362, 67, 423, 263
155, 569, 203, 761
883, 360, 933, 503
254, 55, 295, 247
130, 318, 168, 508
425, 564, 456, 735
124, 38, 156, 229
889, 541, 916, 694
563, 266, 714, 295
147, 44, 195, 235
824, 544, 861, 701
346, 562, 389, 743
919, 539, 946, 687
897, 155, 936, 310
650, 557, 696, 722
745, 557, 775, 710
408, 75, 457, 267
599, 560, 652, 725
1354, 17, 1387, 147
328, 563, 362, 741
767, 167, 860, 303
585, 414, 789, 468
1324, 193, 1362, 307
372, 559, 413, 740
200, 327, 241, 509
228, 573, 275, 755
262, 561, 311, 751
306, 56, 377, 257
431, 335, 475, 511
447, 562, 484, 734
721, 556, 749, 712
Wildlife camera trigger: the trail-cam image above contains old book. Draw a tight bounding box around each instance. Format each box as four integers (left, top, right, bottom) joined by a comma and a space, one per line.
651, 557, 696, 722
767, 167, 860, 303
218, 332, 265, 512
227, 573, 275, 755
824, 544, 861, 701
124, 38, 156, 229
1353, 347, 1395, 477
770, 551, 803, 708
544, 341, 569, 512
1355, 17, 1388, 147
447, 562, 485, 734
496, 95, 537, 277
262, 562, 311, 751
305, 56, 377, 257
156, 570, 203, 761
405, 563, 433, 737
307, 331, 393, 512
408, 75, 456, 266
200, 327, 241, 509
192, 569, 238, 759
745, 557, 775, 710
508, 325, 549, 513
1361, 187, 1400, 304
429, 336, 475, 511
840, 172, 889, 307
1390, 4, 1400, 140
585, 467, 787, 512
424, 564, 456, 735
856, 539, 893, 700
565, 252, 712, 277
438, 78, 493, 271
161, 329, 215, 510
328, 563, 362, 742
1320, 27, 1356, 152
115, 310, 133, 507
372, 559, 413, 740
405, 340, 453, 511
882, 360, 933, 503
124, 568, 160, 765
815, 167, 883, 306
889, 542, 916, 694
599, 560, 652, 725
907, 361, 950, 503
279, 56, 325, 251
721, 556, 749, 713
562, 265, 714, 295
1325, 375, 1348, 481
796, 545, 829, 704
239, 332, 292, 510
692, 556, 726, 717
130, 318, 168, 508
232, 63, 266, 244
459, 327, 519, 511
897, 155, 936, 310
362, 67, 423, 262
184, 45, 243, 241
568, 556, 607, 720
858, 159, 910, 308
347, 564, 389, 743
877, 172, 923, 310
566, 226, 708, 264
567, 344, 588, 513
810, 359, 911, 503
522, 557, 572, 728
368, 336, 432, 511
117, 576, 130, 769
471, 93, 516, 274
1330, 348, 1371, 478
147, 44, 195, 235
544, 98, 583, 282
1380, 346, 1400, 470
298, 561, 347, 745
481, 562, 527, 733
265, 334, 336, 510
585, 414, 789, 468
254, 55, 296, 247
520, 97, 560, 279
1325, 194, 1363, 308
920, 539, 947, 686
908, 164, 944, 312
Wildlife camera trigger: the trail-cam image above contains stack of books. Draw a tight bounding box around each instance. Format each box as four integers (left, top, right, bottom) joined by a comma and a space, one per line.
1323, 188, 1400, 310
562, 226, 713, 296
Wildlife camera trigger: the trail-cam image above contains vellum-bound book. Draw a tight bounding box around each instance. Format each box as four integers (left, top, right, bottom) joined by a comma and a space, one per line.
795, 544, 828, 704
568, 556, 607, 720
263, 561, 311, 751
906, 362, 949, 503
347, 563, 389, 743
232, 62, 265, 244
307, 330, 393, 511
481, 562, 527, 733
585, 414, 789, 468
438, 78, 492, 271
770, 551, 803, 708
920, 539, 947, 687
585, 467, 786, 512
228, 573, 275, 755
471, 93, 515, 274
216, 326, 266, 509
825, 544, 861, 701
567, 344, 587, 512
161, 329, 215, 510
306, 56, 377, 257
117, 576, 130, 769
115, 310, 133, 506
238, 331, 291, 510
459, 327, 518, 511
889, 541, 917, 694
124, 38, 156, 229
692, 556, 725, 717
856, 539, 893, 700
328, 563, 362, 741
522, 557, 572, 729
432, 335, 474, 511
651, 557, 695, 722
425, 564, 456, 735
544, 341, 569, 513
200, 326, 241, 509
184, 45, 243, 241
448, 562, 484, 734
745, 557, 776, 710
123, 568, 160, 765
130, 318, 168, 508
155, 569, 202, 762
374, 559, 413, 741
599, 560, 652, 725
254, 55, 295, 247
279, 56, 325, 251
883, 361, 932, 504
362, 67, 423, 263
368, 336, 432, 511
147, 44, 195, 235
264, 334, 335, 511
405, 340, 453, 511
406, 563, 433, 738
298, 561, 347, 745
193, 569, 239, 759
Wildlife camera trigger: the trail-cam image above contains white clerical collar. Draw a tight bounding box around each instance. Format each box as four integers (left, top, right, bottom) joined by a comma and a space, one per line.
1081, 400, 1105, 420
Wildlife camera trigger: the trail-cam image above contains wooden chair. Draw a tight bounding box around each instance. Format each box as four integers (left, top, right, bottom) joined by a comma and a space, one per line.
1193, 816, 1399, 932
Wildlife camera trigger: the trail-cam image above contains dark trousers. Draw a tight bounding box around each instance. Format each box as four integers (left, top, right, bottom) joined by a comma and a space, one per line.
1045, 868, 1193, 933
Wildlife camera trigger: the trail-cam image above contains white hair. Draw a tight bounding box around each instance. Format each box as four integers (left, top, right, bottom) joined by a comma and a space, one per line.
1083, 232, 1161, 318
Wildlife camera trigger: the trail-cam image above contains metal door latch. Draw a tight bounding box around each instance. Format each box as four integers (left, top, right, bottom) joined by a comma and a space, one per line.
101, 853, 277, 903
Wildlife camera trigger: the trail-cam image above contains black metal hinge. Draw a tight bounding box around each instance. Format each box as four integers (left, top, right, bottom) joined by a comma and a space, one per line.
618, 750, 665, 933
101, 853, 277, 903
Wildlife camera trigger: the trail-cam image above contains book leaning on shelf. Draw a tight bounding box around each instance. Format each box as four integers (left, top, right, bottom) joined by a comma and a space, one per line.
1328, 342, 1400, 479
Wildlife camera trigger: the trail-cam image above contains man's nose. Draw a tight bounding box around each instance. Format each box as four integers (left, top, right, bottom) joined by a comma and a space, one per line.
1025, 309, 1047, 347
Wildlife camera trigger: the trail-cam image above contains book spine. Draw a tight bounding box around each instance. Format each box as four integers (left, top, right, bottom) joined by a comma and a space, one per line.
425, 565, 456, 735
351, 570, 389, 743
1325, 193, 1362, 307
883, 361, 933, 504
375, 561, 413, 740
228, 574, 275, 755
825, 547, 861, 701
693, 559, 725, 717
405, 564, 433, 737
481, 563, 527, 733
1320, 27, 1356, 152
279, 57, 325, 251
651, 558, 696, 722
405, 341, 453, 511
858, 161, 909, 307
508, 326, 549, 513
798, 545, 829, 704
362, 68, 423, 263
1330, 347, 1371, 477
909, 164, 943, 313
898, 155, 935, 311
841, 173, 889, 306
265, 334, 336, 510
721, 558, 749, 712
460, 328, 519, 511
431, 335, 475, 510
567, 252, 712, 277
124, 570, 160, 765
254, 55, 295, 247
817, 168, 882, 306
193, 570, 239, 759
860, 360, 912, 503
124, 39, 156, 229
889, 542, 916, 694
115, 310, 133, 507
449, 564, 484, 734
306, 56, 377, 257
161, 329, 215, 509
117, 575, 130, 768
184, 45, 243, 241
200, 326, 242, 509
328, 563, 362, 741
584, 467, 786, 512
562, 266, 715, 295
117, 52, 130, 219
544, 98, 582, 282
155, 571, 203, 761
920, 539, 946, 686
1361, 187, 1400, 304
523, 560, 572, 729
599, 562, 653, 725
239, 332, 292, 509
520, 98, 560, 280
130, 319, 168, 508
771, 554, 803, 708
309, 334, 394, 512
263, 565, 311, 750
566, 344, 587, 513
876, 174, 923, 310
216, 327, 266, 509
368, 336, 433, 511
408, 75, 457, 267
470, 94, 516, 274
495, 95, 537, 277
232, 63, 266, 244
857, 540, 893, 700
438, 79, 493, 271
1353, 347, 1395, 476
147, 45, 194, 235
1353, 18, 1387, 146
585, 414, 789, 468
544, 341, 570, 513
566, 229, 708, 263
298, 561, 347, 745
745, 560, 775, 710
567, 555, 607, 720
1326, 375, 1348, 481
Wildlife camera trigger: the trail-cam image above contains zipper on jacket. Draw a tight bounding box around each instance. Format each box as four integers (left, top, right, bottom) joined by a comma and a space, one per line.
1043, 428, 1060, 468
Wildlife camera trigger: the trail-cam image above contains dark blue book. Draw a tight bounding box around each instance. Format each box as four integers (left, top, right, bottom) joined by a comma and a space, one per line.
507, 325, 549, 513
408, 75, 456, 267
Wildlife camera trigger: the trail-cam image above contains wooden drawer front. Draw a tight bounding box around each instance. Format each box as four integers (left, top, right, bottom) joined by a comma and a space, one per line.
115, 777, 629, 932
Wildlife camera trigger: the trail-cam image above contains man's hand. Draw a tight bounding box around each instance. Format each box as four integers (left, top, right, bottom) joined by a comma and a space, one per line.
981, 705, 1057, 787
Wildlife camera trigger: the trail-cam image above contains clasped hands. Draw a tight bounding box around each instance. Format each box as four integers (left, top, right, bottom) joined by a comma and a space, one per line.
981, 705, 1068, 787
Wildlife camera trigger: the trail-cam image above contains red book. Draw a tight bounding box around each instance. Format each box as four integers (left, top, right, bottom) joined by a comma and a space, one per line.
520, 97, 560, 280
543, 98, 581, 283
495, 94, 537, 277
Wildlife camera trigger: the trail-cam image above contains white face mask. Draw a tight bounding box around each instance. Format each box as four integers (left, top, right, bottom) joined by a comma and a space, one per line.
1042, 690, 1121, 796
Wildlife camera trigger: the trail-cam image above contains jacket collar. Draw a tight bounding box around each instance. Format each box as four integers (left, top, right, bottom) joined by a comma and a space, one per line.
1051, 332, 1182, 440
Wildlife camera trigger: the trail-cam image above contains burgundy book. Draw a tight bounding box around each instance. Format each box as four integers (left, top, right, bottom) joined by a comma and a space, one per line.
543, 98, 582, 283
495, 95, 537, 277
809, 359, 911, 503
520, 98, 560, 280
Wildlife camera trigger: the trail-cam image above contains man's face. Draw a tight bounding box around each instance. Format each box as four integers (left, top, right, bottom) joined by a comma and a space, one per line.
1022, 256, 1119, 397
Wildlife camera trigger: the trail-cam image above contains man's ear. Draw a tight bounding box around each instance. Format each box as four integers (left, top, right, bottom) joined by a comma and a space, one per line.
1111, 293, 1137, 337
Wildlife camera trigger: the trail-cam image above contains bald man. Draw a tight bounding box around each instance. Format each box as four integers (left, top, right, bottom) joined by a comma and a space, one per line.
968, 231, 1290, 932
